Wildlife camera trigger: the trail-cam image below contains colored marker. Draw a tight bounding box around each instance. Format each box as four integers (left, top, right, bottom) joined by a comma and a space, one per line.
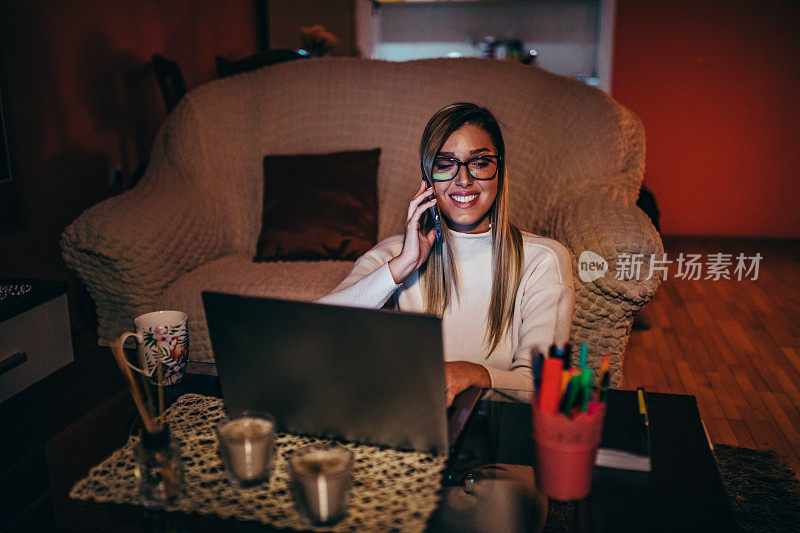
580, 369, 592, 412
560, 368, 576, 396
562, 373, 583, 415
637, 387, 649, 427
538, 356, 564, 413
599, 354, 610, 376
580, 344, 588, 370
558, 378, 574, 415
533, 351, 545, 392
598, 371, 610, 403
596, 355, 611, 397
637, 387, 652, 454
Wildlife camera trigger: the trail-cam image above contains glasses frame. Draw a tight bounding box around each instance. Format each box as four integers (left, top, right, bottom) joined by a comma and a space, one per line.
430, 155, 503, 182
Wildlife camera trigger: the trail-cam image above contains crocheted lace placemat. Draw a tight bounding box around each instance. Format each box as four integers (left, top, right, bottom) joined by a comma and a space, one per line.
70, 394, 445, 531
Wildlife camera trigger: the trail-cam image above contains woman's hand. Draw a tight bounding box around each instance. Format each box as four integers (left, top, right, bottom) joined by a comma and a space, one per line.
445, 361, 491, 407
388, 180, 438, 284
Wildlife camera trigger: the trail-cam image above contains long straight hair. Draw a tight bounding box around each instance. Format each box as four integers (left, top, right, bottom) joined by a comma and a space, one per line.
419, 103, 524, 356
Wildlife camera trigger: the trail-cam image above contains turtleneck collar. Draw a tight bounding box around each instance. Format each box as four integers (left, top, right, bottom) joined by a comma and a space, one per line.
446, 227, 493, 240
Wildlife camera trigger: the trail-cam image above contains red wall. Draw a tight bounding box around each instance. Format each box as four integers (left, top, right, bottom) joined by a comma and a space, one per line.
612, 0, 800, 238
0, 1, 257, 331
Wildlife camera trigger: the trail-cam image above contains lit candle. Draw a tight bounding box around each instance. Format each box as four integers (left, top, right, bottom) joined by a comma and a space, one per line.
290, 444, 354, 525
216, 414, 276, 486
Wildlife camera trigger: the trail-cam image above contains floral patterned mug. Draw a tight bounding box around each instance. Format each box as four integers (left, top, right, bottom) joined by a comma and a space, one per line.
118, 310, 189, 386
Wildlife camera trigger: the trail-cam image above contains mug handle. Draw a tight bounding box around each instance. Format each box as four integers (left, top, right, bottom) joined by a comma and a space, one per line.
118, 331, 148, 377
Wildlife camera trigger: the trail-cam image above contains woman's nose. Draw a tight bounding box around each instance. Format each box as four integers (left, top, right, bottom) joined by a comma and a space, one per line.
454, 165, 473, 187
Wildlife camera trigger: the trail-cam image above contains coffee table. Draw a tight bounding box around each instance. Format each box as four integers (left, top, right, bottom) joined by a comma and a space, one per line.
448, 389, 738, 532
58, 377, 737, 532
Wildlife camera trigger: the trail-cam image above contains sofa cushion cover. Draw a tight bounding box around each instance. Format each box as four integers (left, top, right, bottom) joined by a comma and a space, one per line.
158, 255, 355, 374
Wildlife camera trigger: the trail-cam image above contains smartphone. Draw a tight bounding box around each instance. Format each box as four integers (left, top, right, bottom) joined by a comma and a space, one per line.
421, 173, 444, 244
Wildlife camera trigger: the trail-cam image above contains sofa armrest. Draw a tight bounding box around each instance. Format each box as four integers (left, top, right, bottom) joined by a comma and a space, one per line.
61, 185, 229, 343
61, 97, 232, 343
549, 187, 664, 387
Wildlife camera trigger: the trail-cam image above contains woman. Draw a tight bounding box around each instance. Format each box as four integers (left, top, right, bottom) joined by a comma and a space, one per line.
317, 103, 574, 406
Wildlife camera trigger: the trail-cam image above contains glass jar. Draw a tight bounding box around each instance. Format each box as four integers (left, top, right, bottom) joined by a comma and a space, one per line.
134, 424, 183, 508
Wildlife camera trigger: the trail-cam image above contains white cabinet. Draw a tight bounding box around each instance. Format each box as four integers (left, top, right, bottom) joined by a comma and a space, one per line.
0, 281, 74, 403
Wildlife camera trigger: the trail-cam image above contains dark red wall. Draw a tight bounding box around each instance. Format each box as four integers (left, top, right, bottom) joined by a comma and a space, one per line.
3, 0, 797, 334
612, 0, 800, 238
0, 1, 257, 330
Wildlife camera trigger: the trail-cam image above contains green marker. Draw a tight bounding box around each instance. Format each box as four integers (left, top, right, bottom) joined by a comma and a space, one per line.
580, 369, 592, 412
580, 344, 588, 369
563, 373, 582, 414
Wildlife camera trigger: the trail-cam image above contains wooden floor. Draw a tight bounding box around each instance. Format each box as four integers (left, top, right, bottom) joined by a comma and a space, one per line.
624, 236, 800, 475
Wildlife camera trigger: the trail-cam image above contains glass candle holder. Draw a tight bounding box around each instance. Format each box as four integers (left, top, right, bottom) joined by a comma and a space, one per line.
134, 423, 183, 508
216, 412, 276, 487
289, 444, 354, 525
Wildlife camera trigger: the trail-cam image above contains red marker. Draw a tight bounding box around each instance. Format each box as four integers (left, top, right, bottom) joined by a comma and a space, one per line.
537, 356, 564, 413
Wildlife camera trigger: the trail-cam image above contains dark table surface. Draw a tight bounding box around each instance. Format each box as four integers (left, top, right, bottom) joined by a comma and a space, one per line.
587, 391, 738, 532
442, 388, 738, 532
60, 377, 738, 532
0, 277, 68, 323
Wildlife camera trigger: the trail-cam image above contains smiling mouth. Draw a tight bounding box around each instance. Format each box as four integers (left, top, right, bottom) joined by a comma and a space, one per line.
451, 194, 478, 204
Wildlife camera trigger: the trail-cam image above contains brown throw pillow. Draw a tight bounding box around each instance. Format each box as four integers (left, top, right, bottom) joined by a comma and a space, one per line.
254, 149, 380, 261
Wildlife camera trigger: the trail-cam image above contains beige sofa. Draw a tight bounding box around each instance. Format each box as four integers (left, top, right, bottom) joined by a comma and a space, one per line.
61, 57, 662, 386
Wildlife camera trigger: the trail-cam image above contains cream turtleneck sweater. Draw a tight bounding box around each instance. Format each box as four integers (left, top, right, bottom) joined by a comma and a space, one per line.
316, 228, 574, 393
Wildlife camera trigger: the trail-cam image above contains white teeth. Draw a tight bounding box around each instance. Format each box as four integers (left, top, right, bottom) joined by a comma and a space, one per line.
451, 194, 478, 203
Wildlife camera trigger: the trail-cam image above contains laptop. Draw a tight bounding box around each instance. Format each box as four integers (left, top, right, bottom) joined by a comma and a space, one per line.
202, 292, 481, 456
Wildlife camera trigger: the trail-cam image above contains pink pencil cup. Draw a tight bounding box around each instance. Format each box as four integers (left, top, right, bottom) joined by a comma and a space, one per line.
532, 404, 607, 501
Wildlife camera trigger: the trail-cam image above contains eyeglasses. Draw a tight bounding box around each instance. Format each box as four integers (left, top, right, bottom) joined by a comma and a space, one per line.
430, 155, 502, 182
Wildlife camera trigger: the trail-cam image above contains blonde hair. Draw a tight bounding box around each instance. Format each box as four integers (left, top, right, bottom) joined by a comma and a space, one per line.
419, 103, 524, 356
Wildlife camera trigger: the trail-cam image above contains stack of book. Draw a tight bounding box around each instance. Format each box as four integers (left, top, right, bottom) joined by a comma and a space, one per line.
595, 388, 652, 482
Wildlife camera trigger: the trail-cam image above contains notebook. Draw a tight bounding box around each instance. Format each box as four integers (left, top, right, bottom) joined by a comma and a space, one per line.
595, 389, 652, 474
202, 292, 481, 456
